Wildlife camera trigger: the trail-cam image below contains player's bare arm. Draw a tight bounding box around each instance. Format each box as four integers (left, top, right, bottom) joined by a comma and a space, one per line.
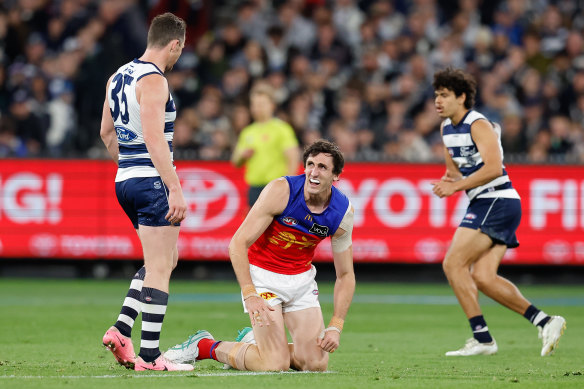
231, 146, 254, 167
440, 124, 463, 182
317, 207, 356, 353
137, 74, 187, 224
228, 178, 289, 325
100, 75, 118, 165
433, 120, 502, 198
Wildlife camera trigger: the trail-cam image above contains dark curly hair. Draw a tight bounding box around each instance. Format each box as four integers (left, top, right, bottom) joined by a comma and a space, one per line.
303, 139, 345, 175
432, 67, 477, 109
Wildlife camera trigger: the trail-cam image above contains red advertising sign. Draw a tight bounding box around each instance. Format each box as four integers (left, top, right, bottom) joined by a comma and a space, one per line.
0, 160, 582, 264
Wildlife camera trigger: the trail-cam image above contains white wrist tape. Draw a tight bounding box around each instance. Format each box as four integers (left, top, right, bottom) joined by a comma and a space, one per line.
319, 326, 342, 339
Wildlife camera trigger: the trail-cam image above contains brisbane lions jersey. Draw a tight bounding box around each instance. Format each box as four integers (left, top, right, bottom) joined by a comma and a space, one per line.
248, 174, 351, 275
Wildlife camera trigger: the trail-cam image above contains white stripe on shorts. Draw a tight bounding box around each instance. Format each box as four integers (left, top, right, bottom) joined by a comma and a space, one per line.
480, 198, 498, 226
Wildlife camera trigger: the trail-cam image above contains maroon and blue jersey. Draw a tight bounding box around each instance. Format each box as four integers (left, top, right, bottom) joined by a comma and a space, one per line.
248, 175, 351, 275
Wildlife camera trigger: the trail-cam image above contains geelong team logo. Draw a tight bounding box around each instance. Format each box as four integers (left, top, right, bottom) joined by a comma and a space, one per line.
282, 216, 298, 226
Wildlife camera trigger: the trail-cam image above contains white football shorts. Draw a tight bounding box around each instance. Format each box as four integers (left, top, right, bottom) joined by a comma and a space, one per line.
243, 264, 321, 313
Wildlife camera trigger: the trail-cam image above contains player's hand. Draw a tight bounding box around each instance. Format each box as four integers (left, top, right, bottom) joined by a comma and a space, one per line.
241, 148, 255, 160
440, 175, 457, 182
165, 188, 187, 224
317, 328, 340, 353
431, 180, 457, 198
245, 296, 275, 327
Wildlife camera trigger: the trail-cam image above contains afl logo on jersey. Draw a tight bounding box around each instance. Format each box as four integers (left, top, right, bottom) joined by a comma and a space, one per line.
282, 216, 298, 226
115, 126, 138, 143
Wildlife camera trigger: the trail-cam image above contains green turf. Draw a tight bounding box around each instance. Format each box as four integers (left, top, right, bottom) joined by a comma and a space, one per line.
0, 278, 583, 388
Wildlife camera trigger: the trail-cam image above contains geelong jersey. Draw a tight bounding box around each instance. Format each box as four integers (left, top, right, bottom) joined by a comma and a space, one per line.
108, 59, 177, 182
248, 175, 351, 275
442, 110, 520, 201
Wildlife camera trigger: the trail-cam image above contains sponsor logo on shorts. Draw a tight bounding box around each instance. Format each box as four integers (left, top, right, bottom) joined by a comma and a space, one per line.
309, 223, 329, 237
312, 289, 319, 295
464, 213, 477, 220
282, 216, 298, 226
260, 292, 277, 300
145, 296, 152, 302
153, 181, 162, 190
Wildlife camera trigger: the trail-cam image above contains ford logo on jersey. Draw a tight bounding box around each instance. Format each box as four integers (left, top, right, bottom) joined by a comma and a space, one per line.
115, 126, 138, 143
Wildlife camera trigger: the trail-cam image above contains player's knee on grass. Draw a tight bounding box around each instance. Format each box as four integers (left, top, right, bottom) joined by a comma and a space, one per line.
263, 357, 291, 372
296, 358, 327, 372
257, 346, 290, 371
218, 343, 290, 371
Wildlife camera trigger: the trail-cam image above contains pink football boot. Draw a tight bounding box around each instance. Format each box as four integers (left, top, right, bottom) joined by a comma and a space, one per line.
102, 326, 136, 369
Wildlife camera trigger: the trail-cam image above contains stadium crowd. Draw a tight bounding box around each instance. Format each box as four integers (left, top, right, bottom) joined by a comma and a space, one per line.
1, 0, 584, 163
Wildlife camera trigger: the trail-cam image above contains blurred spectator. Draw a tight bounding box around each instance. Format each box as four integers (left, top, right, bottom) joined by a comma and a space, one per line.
500, 113, 528, 156
332, 0, 365, 48
371, 0, 405, 41
231, 82, 299, 207
0, 116, 26, 157
194, 86, 233, 159
46, 79, 75, 155
263, 24, 288, 71
277, 2, 316, 53
8, 88, 45, 156
309, 22, 353, 70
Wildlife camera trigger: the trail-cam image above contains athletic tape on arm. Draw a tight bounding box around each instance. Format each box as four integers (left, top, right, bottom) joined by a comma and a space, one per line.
331, 205, 353, 253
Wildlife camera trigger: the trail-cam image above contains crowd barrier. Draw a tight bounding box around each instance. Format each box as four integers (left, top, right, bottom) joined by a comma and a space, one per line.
0, 160, 582, 264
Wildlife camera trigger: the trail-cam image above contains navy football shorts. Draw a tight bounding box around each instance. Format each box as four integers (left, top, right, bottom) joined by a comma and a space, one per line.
115, 176, 179, 229
459, 197, 521, 248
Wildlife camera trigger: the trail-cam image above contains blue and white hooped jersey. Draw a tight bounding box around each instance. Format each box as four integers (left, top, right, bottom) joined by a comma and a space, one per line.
108, 59, 177, 182
442, 110, 520, 201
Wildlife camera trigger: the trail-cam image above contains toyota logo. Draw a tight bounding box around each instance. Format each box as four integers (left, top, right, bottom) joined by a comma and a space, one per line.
178, 168, 240, 232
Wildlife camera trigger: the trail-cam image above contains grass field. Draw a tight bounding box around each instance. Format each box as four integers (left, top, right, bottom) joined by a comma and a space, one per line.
0, 278, 583, 388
